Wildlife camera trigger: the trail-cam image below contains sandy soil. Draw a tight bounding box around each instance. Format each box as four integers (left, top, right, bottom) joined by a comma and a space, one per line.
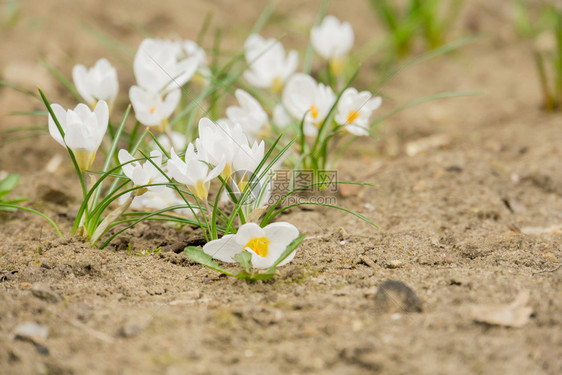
1, 0, 561, 374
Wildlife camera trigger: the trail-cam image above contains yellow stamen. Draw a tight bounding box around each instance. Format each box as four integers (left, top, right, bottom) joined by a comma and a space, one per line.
347, 111, 359, 124
245, 237, 270, 257
309, 105, 319, 119
149, 107, 156, 114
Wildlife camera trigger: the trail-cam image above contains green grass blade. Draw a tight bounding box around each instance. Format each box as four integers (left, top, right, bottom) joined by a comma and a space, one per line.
0, 80, 39, 99
271, 233, 306, 268
0, 203, 62, 237
40, 59, 82, 102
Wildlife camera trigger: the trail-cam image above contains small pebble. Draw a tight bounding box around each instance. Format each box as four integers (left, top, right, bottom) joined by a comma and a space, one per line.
120, 323, 144, 338
385, 260, 404, 269
374, 280, 422, 313
14, 322, 49, 343
31, 283, 62, 304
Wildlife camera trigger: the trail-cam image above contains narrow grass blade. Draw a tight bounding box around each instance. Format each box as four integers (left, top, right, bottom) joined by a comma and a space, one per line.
40, 59, 82, 102
0, 203, 63, 237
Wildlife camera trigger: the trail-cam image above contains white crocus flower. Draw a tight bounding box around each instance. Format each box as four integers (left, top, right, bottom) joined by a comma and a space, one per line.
310, 15, 354, 74
335, 88, 382, 136
282, 73, 335, 137
134, 38, 198, 93
203, 222, 300, 269
233, 140, 265, 173
181, 40, 211, 85
118, 149, 166, 193
151, 131, 187, 153
167, 144, 225, 202
244, 34, 299, 93
72, 58, 118, 110
129, 85, 180, 130
48, 101, 109, 171
273, 104, 292, 128
195, 117, 249, 179
226, 89, 269, 140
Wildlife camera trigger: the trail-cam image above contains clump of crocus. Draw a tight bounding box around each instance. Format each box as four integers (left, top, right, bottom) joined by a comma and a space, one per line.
48, 100, 109, 171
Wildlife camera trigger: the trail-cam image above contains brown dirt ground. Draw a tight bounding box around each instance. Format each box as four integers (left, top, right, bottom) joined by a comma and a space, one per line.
1, 0, 561, 374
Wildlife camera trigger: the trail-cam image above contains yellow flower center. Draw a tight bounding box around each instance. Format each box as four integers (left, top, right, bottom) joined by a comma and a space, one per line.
330, 57, 343, 75
155, 118, 168, 133
74, 149, 96, 171
189, 180, 208, 201
149, 107, 156, 114
221, 163, 233, 180
310, 105, 319, 119
245, 237, 270, 257
347, 111, 359, 124
272, 77, 283, 94
236, 172, 251, 193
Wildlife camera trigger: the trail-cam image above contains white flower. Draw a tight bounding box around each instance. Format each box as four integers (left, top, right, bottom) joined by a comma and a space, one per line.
195, 117, 249, 179
119, 187, 198, 217
226, 89, 269, 139
129, 85, 180, 130
203, 222, 300, 269
335, 88, 382, 136
72, 58, 119, 109
134, 38, 198, 92
181, 40, 211, 85
233, 140, 265, 173
118, 149, 166, 191
48, 101, 109, 171
282, 73, 335, 137
151, 131, 187, 153
167, 144, 225, 201
244, 34, 298, 92
310, 15, 354, 73
273, 104, 292, 128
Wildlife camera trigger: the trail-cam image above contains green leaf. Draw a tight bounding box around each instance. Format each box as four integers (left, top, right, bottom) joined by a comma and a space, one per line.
184, 246, 234, 276
251, 267, 277, 281
234, 251, 252, 273
0, 173, 19, 198
235, 267, 276, 282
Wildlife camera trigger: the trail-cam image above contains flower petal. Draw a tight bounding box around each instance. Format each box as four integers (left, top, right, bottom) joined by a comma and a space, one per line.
72, 64, 95, 105
247, 249, 275, 269
48, 104, 67, 147
235, 222, 265, 246
203, 235, 242, 263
